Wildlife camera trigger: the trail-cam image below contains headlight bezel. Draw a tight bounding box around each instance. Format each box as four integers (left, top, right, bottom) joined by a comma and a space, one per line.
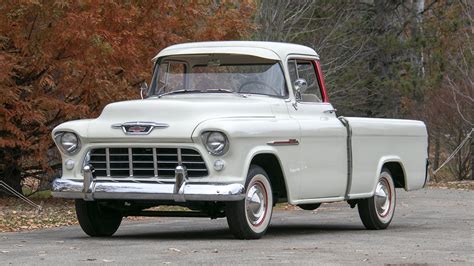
54, 131, 81, 155
201, 131, 229, 156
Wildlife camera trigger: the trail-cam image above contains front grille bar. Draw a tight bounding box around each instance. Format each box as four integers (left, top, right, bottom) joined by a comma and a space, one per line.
105, 148, 111, 177
177, 148, 182, 164
152, 147, 158, 177
89, 147, 207, 178
128, 147, 133, 177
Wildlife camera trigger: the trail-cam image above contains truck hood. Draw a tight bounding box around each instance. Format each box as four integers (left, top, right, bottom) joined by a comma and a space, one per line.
85, 95, 276, 142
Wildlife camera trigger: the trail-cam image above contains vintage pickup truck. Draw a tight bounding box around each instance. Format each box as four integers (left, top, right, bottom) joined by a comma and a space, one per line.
52, 41, 429, 239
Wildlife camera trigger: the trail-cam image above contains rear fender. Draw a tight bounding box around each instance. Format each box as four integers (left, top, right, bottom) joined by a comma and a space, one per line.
372, 156, 407, 194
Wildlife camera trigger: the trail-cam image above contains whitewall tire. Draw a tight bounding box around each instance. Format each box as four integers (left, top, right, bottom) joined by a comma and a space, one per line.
357, 168, 396, 230
225, 165, 273, 239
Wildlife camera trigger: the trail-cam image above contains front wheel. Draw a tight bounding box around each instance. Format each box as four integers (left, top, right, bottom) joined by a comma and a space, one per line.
75, 200, 123, 237
357, 168, 396, 230
225, 165, 273, 239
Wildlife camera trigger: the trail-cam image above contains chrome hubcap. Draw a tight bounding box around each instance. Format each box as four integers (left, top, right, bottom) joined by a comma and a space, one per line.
375, 178, 391, 217
246, 182, 266, 225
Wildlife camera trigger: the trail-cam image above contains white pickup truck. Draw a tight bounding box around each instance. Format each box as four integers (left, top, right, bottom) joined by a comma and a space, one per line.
52, 41, 429, 239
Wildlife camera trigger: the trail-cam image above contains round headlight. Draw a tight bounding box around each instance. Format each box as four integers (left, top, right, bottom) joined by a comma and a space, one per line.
56, 132, 80, 154
202, 131, 229, 156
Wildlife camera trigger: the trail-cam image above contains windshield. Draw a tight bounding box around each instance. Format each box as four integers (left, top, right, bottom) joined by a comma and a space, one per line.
150, 55, 287, 97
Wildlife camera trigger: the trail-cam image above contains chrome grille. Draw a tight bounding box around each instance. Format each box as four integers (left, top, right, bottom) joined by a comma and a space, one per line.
88, 147, 208, 178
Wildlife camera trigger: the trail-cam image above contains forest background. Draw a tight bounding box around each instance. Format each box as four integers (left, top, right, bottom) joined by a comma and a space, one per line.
0, 0, 472, 197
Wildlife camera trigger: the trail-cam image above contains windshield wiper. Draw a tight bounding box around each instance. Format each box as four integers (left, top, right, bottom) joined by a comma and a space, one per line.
157, 89, 203, 98
205, 89, 247, 98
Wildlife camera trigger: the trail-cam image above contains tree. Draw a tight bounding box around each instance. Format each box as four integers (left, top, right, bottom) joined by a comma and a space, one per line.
253, 0, 425, 118
253, 0, 472, 180
418, 0, 473, 180
0, 0, 255, 196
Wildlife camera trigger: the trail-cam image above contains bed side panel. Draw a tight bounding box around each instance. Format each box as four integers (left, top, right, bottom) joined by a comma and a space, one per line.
346, 117, 428, 197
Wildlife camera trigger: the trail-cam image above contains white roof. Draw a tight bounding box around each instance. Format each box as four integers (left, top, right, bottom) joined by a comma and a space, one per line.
153, 41, 319, 61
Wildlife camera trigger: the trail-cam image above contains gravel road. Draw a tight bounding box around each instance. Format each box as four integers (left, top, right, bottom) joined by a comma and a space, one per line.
0, 188, 472, 265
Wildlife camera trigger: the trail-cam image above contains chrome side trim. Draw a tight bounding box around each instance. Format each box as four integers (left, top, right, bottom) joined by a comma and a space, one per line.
323, 109, 337, 114
338, 116, 353, 200
266, 139, 299, 146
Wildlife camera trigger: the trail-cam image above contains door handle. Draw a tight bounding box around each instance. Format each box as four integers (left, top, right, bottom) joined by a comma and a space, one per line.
323, 109, 337, 114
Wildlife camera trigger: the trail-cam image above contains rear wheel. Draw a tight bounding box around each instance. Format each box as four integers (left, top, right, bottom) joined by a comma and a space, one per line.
225, 165, 273, 239
357, 168, 396, 230
75, 200, 122, 237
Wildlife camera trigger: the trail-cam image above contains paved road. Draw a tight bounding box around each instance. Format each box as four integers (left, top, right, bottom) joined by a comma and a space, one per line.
0, 188, 472, 265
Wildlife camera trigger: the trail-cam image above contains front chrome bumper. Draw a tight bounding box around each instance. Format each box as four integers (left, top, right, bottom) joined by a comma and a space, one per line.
52, 164, 245, 202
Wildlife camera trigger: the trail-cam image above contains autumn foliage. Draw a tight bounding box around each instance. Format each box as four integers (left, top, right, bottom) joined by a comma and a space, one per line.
0, 0, 255, 195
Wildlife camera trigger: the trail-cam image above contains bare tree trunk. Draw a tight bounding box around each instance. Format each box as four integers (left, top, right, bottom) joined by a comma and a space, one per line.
411, 0, 425, 78
470, 137, 473, 180
433, 132, 440, 170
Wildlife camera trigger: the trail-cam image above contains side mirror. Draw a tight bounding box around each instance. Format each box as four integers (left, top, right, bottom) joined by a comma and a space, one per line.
294, 78, 307, 102
140, 82, 148, 99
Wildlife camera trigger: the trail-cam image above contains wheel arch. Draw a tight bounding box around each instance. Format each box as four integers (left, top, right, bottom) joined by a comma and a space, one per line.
375, 156, 407, 191
248, 152, 288, 203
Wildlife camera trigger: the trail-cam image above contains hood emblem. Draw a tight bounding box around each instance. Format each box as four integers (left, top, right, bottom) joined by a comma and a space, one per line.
112, 121, 169, 135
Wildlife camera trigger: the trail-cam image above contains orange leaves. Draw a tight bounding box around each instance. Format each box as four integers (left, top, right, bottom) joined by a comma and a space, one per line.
0, 0, 256, 189
0, 54, 16, 83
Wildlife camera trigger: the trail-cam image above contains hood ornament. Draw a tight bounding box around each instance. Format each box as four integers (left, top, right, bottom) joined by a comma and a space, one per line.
112, 121, 169, 135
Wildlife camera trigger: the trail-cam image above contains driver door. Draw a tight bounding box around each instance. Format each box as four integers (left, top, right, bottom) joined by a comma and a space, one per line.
286, 59, 347, 200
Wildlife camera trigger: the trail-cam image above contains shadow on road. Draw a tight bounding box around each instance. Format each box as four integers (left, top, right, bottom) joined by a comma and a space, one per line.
78, 223, 366, 241
267, 223, 364, 236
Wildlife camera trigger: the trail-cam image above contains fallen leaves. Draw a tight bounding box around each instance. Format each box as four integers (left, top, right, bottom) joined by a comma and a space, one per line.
428, 181, 474, 190
0, 198, 77, 232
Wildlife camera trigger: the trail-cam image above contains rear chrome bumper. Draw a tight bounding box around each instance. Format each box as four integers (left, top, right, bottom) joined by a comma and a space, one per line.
52, 164, 245, 202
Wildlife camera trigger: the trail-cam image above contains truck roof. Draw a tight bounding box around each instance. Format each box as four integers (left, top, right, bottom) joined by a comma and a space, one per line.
153, 41, 319, 61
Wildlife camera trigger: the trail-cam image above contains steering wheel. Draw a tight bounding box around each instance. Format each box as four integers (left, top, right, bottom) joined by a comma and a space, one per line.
237, 80, 280, 96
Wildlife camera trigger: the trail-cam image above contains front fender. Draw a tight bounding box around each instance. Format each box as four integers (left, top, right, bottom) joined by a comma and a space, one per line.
192, 117, 300, 195
241, 146, 295, 202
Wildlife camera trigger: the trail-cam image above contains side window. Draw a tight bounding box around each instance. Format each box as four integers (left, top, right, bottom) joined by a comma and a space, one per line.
287, 60, 322, 102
